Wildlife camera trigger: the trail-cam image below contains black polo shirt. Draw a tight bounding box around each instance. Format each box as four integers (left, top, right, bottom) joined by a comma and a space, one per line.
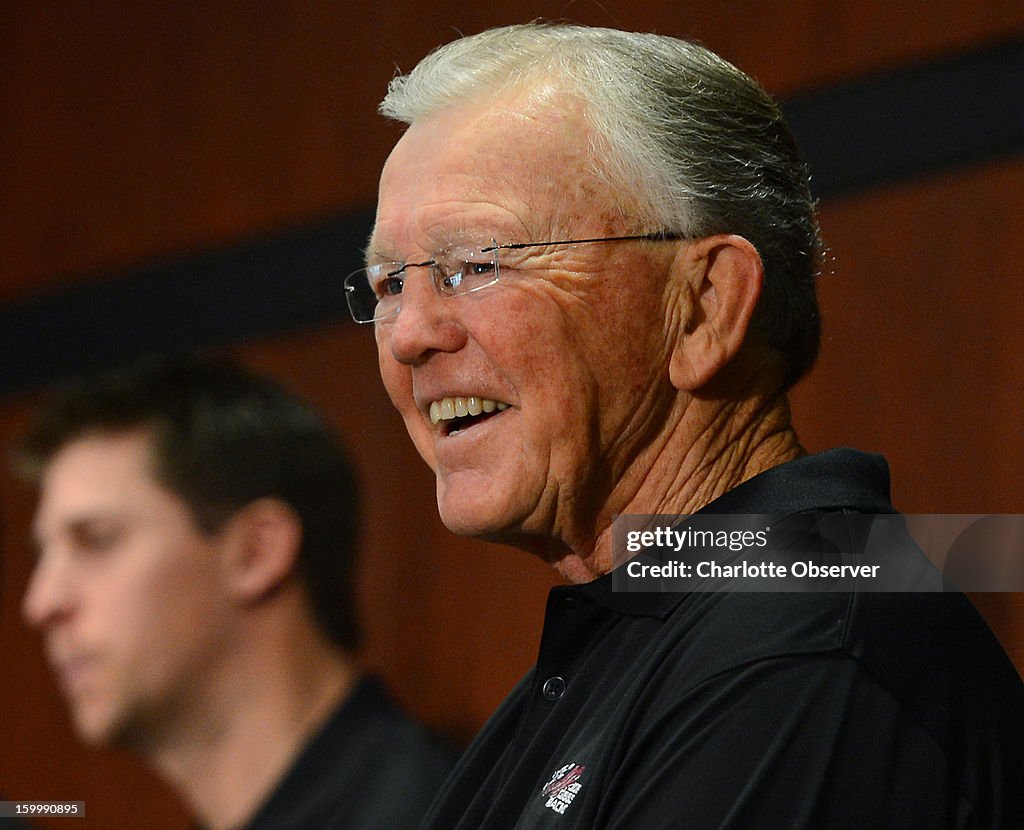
238, 677, 455, 830
423, 449, 1024, 829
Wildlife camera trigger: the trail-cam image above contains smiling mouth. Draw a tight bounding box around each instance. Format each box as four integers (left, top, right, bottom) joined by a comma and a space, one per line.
429, 396, 510, 436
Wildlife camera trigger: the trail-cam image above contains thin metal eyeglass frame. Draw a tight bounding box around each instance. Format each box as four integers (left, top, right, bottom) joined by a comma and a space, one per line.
345, 231, 688, 324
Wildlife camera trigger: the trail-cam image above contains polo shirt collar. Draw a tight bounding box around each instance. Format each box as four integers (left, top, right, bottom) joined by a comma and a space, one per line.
552, 448, 895, 619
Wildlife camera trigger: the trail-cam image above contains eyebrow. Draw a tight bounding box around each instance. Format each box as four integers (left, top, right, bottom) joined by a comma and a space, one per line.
33, 511, 122, 546
363, 240, 405, 268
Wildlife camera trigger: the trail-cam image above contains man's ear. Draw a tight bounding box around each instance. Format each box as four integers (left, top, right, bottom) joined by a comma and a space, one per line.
668, 234, 763, 392
219, 498, 302, 605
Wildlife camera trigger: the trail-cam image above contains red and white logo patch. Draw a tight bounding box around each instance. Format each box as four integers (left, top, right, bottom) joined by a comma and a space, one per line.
540, 762, 586, 815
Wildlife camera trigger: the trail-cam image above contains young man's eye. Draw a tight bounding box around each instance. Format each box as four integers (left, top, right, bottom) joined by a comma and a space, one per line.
72, 524, 122, 553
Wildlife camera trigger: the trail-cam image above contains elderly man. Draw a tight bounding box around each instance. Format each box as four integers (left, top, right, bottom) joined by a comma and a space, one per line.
350, 23, 1024, 829
19, 355, 453, 830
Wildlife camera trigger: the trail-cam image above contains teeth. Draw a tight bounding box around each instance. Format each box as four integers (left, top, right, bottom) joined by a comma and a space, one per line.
429, 396, 510, 425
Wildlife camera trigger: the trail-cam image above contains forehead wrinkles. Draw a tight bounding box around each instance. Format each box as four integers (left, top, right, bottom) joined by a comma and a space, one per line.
371, 196, 531, 261
374, 94, 622, 254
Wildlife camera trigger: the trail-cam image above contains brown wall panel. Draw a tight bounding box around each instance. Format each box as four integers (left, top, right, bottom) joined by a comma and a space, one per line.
792, 155, 1024, 515
3, 1, 1022, 303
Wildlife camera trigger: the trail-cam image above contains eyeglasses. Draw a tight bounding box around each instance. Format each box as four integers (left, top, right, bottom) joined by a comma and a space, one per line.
344, 232, 687, 323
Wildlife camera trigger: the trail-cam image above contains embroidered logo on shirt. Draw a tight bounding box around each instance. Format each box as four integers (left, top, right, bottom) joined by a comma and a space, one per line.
540, 762, 586, 814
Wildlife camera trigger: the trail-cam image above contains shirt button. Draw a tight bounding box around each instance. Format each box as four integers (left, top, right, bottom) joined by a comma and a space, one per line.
542, 676, 566, 700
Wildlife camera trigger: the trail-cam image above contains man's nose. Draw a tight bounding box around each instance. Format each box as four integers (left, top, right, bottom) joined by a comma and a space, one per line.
384, 270, 468, 366
22, 552, 73, 630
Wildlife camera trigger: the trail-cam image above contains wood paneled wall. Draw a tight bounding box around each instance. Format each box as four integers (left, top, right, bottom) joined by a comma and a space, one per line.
2, 3, 1022, 827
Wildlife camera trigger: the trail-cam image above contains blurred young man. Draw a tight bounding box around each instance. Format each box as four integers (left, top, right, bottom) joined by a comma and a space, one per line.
20, 355, 453, 829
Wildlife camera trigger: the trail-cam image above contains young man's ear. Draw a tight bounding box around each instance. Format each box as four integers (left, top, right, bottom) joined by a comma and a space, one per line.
668, 234, 763, 392
219, 498, 303, 604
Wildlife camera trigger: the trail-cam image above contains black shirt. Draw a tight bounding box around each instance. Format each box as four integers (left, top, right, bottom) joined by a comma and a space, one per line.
423, 449, 1024, 829
240, 676, 455, 830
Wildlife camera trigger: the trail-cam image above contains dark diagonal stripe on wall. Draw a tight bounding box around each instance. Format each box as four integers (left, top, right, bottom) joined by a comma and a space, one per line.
2, 36, 1023, 397
0, 213, 373, 396
783, 36, 1024, 198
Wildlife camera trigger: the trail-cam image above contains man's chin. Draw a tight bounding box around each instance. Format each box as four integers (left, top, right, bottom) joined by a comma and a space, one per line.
435, 477, 549, 543
69, 702, 133, 749
438, 508, 502, 539
438, 503, 563, 562
70, 711, 117, 748
437, 496, 518, 540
